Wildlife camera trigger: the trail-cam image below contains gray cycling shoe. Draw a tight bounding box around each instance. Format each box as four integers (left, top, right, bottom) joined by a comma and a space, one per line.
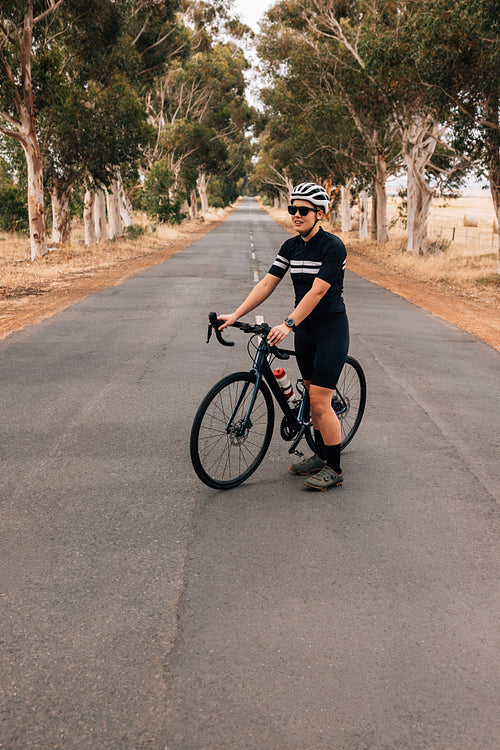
289, 453, 326, 475
303, 465, 343, 490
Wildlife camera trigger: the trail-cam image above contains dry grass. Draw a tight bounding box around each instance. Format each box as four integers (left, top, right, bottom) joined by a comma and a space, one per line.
0, 206, 235, 339
264, 194, 499, 296
261, 195, 500, 351
1, 196, 498, 349
0, 209, 229, 299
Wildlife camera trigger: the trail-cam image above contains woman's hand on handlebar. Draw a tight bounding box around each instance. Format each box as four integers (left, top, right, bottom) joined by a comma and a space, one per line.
267, 322, 291, 346
217, 313, 238, 331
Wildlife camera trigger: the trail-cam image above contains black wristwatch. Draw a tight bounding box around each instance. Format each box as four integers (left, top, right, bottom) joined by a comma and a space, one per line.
284, 317, 296, 331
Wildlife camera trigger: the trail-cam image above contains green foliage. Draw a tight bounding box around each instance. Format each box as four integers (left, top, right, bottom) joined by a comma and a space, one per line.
125, 224, 146, 239
141, 161, 185, 224
0, 159, 28, 232
208, 175, 239, 207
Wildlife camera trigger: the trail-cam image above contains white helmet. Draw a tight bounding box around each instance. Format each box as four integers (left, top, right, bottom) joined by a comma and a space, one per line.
290, 182, 330, 213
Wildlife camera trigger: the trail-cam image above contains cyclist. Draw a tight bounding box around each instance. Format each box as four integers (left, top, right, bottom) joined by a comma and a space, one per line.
218, 182, 349, 490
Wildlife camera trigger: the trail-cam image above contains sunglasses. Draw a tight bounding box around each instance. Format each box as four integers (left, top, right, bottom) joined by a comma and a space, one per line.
287, 205, 318, 216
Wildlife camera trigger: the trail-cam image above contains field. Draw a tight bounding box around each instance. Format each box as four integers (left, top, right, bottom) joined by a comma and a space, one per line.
262, 190, 499, 350
0, 194, 499, 349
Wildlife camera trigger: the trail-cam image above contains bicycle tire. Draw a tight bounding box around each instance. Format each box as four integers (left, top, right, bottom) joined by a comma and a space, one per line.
304, 356, 366, 452
190, 371, 275, 489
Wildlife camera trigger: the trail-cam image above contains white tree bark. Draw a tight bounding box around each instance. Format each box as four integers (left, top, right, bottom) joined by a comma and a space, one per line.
358, 190, 369, 238
94, 189, 108, 242
23, 136, 48, 259
484, 96, 500, 274
187, 188, 198, 219
401, 117, 440, 254
84, 188, 96, 246
341, 178, 353, 232
115, 168, 134, 228
0, 6, 49, 259
374, 153, 389, 242
196, 170, 210, 214
106, 180, 122, 239
490, 180, 500, 274
50, 187, 71, 245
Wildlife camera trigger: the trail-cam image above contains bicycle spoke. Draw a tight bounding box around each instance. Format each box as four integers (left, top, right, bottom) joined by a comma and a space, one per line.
191, 373, 274, 488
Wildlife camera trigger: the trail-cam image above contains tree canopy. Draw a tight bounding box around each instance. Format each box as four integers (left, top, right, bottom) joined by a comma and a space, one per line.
0, 0, 498, 266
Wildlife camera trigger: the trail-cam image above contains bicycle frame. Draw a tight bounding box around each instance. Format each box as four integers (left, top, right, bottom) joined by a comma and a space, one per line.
228, 336, 312, 455
191, 314, 366, 489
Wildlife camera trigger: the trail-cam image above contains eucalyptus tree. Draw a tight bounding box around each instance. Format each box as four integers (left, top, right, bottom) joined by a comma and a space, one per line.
257, 0, 402, 242
257, 0, 478, 252
0, 1, 153, 254
414, 0, 500, 269
149, 39, 253, 213
0, 1, 66, 258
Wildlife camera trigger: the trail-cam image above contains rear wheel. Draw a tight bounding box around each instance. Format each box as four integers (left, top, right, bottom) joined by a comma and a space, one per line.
190, 372, 274, 489
304, 356, 366, 452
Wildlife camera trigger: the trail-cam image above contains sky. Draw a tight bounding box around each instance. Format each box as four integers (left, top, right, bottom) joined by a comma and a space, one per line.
231, 0, 275, 107
232, 0, 274, 31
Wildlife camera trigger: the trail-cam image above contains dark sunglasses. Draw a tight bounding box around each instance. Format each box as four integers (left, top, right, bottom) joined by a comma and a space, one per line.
287, 205, 317, 216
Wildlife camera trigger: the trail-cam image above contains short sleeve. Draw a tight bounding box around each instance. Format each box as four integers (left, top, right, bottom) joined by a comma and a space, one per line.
316, 236, 346, 286
268, 241, 291, 279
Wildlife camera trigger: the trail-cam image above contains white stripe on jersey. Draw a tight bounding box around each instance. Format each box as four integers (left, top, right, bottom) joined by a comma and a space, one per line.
290, 259, 321, 276
274, 254, 289, 266
290, 267, 320, 275
273, 259, 289, 271
290, 260, 322, 268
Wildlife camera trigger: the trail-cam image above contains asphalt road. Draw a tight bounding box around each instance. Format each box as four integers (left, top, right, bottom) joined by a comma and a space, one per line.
1, 197, 499, 749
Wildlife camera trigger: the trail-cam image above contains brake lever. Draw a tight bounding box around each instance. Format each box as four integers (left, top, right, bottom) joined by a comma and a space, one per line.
208, 311, 235, 347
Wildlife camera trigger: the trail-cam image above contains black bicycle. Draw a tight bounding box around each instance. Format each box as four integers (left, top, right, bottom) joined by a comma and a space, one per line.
190, 312, 366, 489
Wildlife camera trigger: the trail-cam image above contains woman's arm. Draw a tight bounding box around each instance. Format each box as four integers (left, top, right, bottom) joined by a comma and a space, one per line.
218, 273, 281, 329
267, 278, 331, 345
288, 277, 331, 326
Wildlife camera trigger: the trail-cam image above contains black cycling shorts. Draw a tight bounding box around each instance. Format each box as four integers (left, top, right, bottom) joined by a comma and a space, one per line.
294, 313, 349, 389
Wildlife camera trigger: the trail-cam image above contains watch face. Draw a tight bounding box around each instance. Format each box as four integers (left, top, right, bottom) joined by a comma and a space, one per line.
285, 318, 295, 328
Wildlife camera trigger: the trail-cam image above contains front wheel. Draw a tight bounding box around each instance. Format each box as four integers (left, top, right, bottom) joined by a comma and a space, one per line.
190, 372, 274, 489
304, 356, 366, 452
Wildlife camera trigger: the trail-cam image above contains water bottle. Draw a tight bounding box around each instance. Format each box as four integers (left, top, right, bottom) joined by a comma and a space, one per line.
273, 367, 294, 399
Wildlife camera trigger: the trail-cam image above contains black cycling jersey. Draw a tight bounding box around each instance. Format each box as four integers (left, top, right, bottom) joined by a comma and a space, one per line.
268, 227, 347, 317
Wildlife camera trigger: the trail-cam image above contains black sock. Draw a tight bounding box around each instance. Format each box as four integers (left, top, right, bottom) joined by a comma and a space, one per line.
325, 444, 341, 474
314, 430, 327, 460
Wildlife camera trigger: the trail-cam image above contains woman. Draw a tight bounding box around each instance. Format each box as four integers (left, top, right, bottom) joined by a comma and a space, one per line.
219, 182, 349, 490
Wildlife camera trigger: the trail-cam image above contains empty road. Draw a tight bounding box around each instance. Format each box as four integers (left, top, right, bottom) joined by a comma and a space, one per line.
1, 198, 499, 749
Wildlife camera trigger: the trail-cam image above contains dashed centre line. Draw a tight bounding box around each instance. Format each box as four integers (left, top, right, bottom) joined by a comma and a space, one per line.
249, 222, 260, 284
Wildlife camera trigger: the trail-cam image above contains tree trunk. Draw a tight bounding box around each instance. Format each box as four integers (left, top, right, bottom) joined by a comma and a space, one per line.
341, 178, 353, 232
406, 166, 434, 255
115, 168, 134, 228
374, 152, 389, 242
18, 128, 46, 260
196, 170, 210, 214
50, 186, 71, 245
84, 189, 96, 246
359, 190, 369, 238
484, 95, 500, 274
188, 188, 198, 220
401, 117, 439, 254
94, 189, 108, 241
106, 180, 122, 239
2, 7, 49, 260
488, 171, 500, 275
371, 185, 378, 240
